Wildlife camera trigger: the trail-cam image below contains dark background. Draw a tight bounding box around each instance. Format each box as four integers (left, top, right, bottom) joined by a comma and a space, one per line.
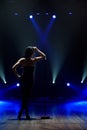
0, 0, 87, 99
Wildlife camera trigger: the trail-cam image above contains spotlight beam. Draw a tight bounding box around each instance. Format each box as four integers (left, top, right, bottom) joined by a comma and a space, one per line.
44, 18, 55, 41
29, 14, 61, 85
29, 14, 56, 119
30, 17, 56, 44
0, 61, 6, 84
81, 61, 87, 83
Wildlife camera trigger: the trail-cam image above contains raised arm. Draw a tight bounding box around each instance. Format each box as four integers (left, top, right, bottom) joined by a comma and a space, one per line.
33, 47, 46, 62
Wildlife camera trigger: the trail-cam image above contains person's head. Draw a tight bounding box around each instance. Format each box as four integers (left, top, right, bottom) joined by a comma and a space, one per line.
24, 46, 34, 59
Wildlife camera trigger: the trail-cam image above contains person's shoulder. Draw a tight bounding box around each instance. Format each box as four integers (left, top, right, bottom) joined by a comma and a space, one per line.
20, 57, 25, 61
18, 57, 25, 63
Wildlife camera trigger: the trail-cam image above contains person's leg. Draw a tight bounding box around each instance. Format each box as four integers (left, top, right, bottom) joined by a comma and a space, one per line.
18, 92, 30, 119
18, 108, 23, 119
18, 96, 25, 119
18, 86, 26, 119
25, 93, 30, 119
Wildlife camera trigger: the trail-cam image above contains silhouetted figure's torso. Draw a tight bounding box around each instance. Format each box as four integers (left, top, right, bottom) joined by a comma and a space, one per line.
18, 66, 34, 118
21, 66, 34, 85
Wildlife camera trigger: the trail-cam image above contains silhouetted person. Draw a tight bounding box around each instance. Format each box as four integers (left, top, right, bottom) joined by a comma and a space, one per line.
12, 46, 46, 120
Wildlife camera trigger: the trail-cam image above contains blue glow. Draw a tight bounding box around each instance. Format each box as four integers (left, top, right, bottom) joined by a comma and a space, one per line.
0, 101, 4, 104
67, 83, 70, 86
0, 101, 12, 105
65, 101, 87, 116
29, 16, 58, 87
16, 83, 20, 87
29, 14, 55, 44
52, 15, 56, 19
45, 18, 54, 39
0, 101, 19, 114
29, 15, 33, 19
78, 88, 87, 99
66, 101, 87, 109
30, 18, 43, 40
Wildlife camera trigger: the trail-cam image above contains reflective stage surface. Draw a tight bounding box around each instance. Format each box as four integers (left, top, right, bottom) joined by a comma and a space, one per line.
0, 98, 87, 130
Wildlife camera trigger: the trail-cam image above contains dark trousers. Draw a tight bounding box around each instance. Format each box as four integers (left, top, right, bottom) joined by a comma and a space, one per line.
18, 82, 33, 117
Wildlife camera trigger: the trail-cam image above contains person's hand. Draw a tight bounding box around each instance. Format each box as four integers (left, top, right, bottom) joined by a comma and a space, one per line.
45, 57, 47, 60
44, 55, 47, 60
33, 46, 37, 51
17, 74, 21, 78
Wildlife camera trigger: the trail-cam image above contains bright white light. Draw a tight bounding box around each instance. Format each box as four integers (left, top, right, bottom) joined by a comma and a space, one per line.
67, 83, 70, 86
0, 63, 7, 85
16, 83, 20, 87
52, 15, 56, 19
81, 80, 83, 84
29, 15, 33, 19
81, 71, 87, 84
52, 80, 55, 84
4, 81, 7, 84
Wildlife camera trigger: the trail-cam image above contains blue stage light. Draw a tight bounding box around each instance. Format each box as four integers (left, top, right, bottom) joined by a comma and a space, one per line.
81, 80, 83, 84
16, 83, 20, 87
52, 15, 56, 19
29, 15, 33, 19
67, 83, 70, 86
0, 101, 3, 104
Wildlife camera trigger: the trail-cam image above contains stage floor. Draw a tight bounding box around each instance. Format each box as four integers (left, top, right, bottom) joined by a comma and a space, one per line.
0, 115, 87, 130
0, 99, 87, 129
